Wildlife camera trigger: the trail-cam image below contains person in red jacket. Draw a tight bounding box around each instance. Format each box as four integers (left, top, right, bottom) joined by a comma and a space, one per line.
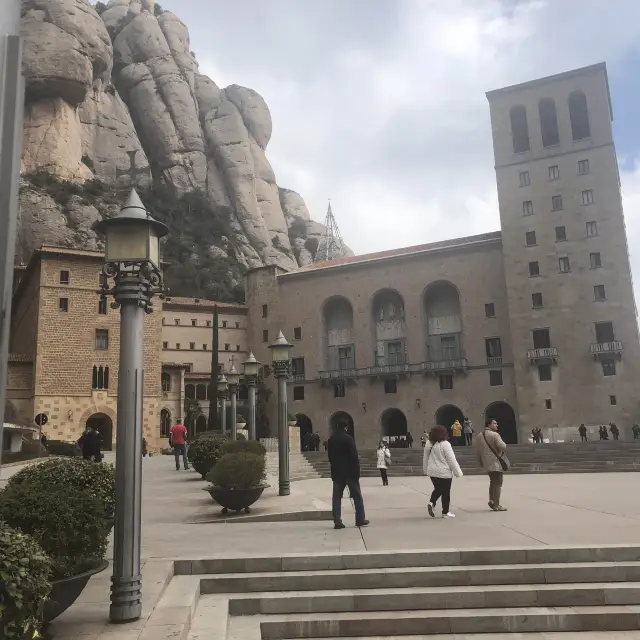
170, 421, 189, 471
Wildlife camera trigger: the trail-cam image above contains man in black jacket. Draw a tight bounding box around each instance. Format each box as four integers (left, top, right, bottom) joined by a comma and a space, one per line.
327, 421, 369, 529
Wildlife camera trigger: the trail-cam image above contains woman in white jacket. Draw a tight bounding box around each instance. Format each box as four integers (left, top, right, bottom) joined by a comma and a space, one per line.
422, 425, 463, 518
376, 441, 391, 486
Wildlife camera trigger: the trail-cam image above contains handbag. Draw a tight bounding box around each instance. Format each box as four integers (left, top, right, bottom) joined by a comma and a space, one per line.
482, 432, 510, 472
384, 451, 392, 467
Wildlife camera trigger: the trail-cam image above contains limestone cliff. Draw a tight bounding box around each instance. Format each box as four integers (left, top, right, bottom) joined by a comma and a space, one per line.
18, 0, 348, 290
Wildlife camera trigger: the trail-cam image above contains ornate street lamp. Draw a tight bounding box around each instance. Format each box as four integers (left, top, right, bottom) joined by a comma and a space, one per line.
269, 331, 293, 496
226, 363, 240, 440
95, 189, 168, 623
217, 373, 228, 434
242, 352, 260, 440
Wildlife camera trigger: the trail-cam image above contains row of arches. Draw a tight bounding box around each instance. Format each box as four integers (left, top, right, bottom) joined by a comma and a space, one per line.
184, 383, 250, 401
324, 281, 462, 370
510, 90, 590, 154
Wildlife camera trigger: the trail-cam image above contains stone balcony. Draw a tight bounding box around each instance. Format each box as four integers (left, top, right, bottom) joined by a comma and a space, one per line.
422, 358, 468, 374
486, 356, 503, 366
590, 341, 623, 359
527, 347, 559, 363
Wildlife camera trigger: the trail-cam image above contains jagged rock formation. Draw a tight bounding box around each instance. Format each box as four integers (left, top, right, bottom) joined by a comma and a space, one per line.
18, 0, 349, 279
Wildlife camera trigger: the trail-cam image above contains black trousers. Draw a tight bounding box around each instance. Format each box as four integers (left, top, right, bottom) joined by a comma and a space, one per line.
379, 468, 388, 485
429, 477, 452, 514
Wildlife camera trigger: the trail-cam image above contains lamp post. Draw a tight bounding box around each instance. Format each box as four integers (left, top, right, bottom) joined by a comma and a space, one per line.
217, 374, 228, 434
269, 331, 293, 496
226, 363, 240, 440
242, 352, 260, 440
96, 189, 168, 623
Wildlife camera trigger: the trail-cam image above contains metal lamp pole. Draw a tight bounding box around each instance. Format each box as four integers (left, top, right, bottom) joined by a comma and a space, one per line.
226, 364, 239, 440
96, 190, 168, 623
217, 374, 228, 434
269, 331, 293, 496
242, 352, 260, 440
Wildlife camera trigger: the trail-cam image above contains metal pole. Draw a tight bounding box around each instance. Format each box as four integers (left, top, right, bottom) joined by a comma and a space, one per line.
276, 370, 290, 496
247, 380, 256, 440
230, 388, 237, 440
221, 396, 227, 435
0, 3, 24, 470
110, 273, 145, 623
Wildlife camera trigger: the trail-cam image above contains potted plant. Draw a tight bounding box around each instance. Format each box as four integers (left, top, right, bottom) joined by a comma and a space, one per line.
221, 439, 267, 457
187, 432, 227, 479
0, 522, 52, 640
205, 450, 268, 514
288, 412, 298, 428
0, 480, 110, 623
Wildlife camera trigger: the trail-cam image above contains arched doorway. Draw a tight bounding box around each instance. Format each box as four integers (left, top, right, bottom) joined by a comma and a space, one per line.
160, 409, 172, 438
372, 289, 407, 367
380, 408, 408, 447
296, 414, 313, 451
322, 296, 355, 371
86, 413, 113, 451
423, 282, 463, 364
329, 411, 355, 441
485, 402, 518, 444
435, 405, 464, 440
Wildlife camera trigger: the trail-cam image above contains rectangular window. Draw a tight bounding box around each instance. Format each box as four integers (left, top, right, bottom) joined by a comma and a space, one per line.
262, 330, 268, 342
338, 346, 354, 370
538, 364, 552, 382
559, 257, 571, 273
387, 341, 404, 365
224, 343, 230, 351
203, 344, 207, 350
163, 341, 169, 349
522, 200, 534, 216
293, 386, 305, 401
384, 379, 397, 394
439, 374, 453, 390
595, 322, 615, 343
262, 304, 268, 318
59, 297, 69, 312
525, 231, 537, 246
174, 319, 180, 326
532, 328, 551, 349
236, 345, 240, 351
519, 171, 530, 187
602, 359, 616, 377
191, 319, 197, 326
532, 292, 543, 308
582, 189, 594, 205
610, 395, 617, 406
555, 226, 567, 242
489, 370, 503, 387
291, 357, 306, 377
552, 195, 563, 211
294, 327, 302, 340
98, 298, 108, 315
206, 320, 212, 327
594, 285, 606, 301
586, 221, 598, 237
162, 317, 166, 325
485, 302, 495, 318
485, 337, 502, 359
590, 252, 602, 268
175, 343, 181, 350
222, 321, 228, 328
334, 382, 345, 398
95, 329, 109, 350
548, 165, 560, 181
578, 159, 590, 175
60, 270, 70, 285
528, 261, 540, 277
545, 398, 552, 410
190, 342, 196, 350
235, 322, 240, 329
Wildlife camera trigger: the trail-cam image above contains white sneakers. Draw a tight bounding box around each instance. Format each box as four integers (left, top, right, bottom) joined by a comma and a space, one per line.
428, 503, 456, 518
443, 512, 456, 518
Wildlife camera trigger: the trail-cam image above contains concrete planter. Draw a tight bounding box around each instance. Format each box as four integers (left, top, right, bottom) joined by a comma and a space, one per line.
206, 484, 268, 514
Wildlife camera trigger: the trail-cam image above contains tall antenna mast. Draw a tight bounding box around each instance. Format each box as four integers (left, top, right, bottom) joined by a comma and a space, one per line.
314, 200, 345, 262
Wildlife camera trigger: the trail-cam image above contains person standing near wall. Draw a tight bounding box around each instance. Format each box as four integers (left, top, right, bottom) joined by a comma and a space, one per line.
476, 418, 509, 512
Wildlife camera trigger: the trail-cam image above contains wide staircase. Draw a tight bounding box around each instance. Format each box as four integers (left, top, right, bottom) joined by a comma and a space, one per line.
187, 545, 640, 638
303, 441, 640, 477
266, 451, 321, 482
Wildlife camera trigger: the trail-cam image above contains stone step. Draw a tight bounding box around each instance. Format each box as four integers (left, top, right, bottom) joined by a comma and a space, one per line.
307, 635, 640, 640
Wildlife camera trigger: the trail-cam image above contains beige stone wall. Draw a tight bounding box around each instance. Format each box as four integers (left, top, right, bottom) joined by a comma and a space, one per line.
5, 362, 34, 424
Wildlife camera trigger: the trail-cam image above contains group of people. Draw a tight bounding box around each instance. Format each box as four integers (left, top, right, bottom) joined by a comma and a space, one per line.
531, 427, 544, 443
302, 431, 322, 451
578, 422, 621, 441
421, 418, 474, 447
328, 417, 509, 528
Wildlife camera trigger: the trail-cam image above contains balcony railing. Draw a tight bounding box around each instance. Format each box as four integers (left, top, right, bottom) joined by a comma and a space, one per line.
318, 363, 420, 381
486, 356, 503, 366
291, 373, 306, 382
423, 358, 468, 373
590, 341, 623, 356
527, 347, 559, 362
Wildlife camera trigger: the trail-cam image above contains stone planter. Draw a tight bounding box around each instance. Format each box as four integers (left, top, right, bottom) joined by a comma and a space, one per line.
44, 560, 109, 623
205, 484, 269, 514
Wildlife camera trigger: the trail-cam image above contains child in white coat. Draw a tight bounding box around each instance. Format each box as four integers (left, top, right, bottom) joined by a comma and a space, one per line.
422, 425, 463, 518
376, 441, 391, 486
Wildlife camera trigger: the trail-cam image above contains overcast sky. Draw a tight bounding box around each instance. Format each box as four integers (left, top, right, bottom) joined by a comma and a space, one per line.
158, 0, 640, 282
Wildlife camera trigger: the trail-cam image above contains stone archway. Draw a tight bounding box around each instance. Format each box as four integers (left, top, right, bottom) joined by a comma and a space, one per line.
79, 406, 116, 449
329, 411, 355, 442
86, 413, 114, 451
435, 405, 464, 440
485, 402, 518, 444
380, 408, 408, 447
296, 413, 313, 451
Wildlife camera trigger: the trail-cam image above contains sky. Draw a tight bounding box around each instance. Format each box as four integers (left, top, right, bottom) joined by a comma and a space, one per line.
156, 0, 640, 283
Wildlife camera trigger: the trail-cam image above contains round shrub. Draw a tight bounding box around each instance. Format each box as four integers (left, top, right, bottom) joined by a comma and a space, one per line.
187, 433, 227, 479
6, 457, 115, 516
0, 522, 51, 640
0, 482, 108, 579
206, 452, 266, 489
221, 439, 266, 457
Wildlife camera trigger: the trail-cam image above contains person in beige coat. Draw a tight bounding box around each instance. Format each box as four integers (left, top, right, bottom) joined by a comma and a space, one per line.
475, 418, 508, 511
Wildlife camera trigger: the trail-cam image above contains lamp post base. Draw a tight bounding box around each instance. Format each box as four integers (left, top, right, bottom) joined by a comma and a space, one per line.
109, 575, 142, 623
279, 481, 290, 497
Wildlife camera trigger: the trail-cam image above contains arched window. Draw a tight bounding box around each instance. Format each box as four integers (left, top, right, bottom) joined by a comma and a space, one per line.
510, 105, 530, 153
160, 409, 171, 438
185, 384, 195, 400
196, 384, 207, 401
92, 365, 109, 390
538, 98, 559, 147
161, 372, 171, 392
568, 91, 591, 140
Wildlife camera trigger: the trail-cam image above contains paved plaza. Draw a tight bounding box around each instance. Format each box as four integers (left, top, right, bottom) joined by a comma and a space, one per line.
12, 454, 640, 638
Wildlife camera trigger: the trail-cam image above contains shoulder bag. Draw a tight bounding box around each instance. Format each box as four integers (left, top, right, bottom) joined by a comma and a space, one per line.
482, 432, 510, 472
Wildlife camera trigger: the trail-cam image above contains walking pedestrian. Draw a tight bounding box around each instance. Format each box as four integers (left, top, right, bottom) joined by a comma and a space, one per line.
610, 423, 619, 441
376, 440, 391, 486
463, 417, 474, 445
476, 418, 509, 512
578, 424, 587, 442
451, 420, 463, 446
170, 420, 189, 470
421, 431, 427, 448
142, 437, 148, 457
423, 425, 463, 518
406, 431, 414, 448
633, 424, 640, 440
328, 420, 369, 529
78, 426, 102, 463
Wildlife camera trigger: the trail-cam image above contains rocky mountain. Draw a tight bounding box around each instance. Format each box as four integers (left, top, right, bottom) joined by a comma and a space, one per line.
18, 0, 348, 299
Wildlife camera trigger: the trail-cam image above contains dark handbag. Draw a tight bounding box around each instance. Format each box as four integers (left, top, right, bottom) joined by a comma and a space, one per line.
482, 432, 510, 472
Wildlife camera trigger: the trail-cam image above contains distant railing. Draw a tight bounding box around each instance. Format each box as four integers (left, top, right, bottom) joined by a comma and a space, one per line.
486, 356, 503, 366
590, 341, 623, 355
527, 347, 559, 361
422, 358, 468, 372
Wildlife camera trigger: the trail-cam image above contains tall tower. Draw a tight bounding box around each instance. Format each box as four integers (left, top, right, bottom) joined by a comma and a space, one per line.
486, 63, 640, 440
314, 201, 345, 263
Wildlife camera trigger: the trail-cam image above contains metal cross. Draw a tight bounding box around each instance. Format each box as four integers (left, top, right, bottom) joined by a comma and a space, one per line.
116, 150, 150, 186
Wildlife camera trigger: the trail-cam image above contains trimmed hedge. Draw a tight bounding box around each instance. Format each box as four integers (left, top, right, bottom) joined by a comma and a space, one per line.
206, 452, 266, 489
187, 433, 227, 479
221, 439, 266, 457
